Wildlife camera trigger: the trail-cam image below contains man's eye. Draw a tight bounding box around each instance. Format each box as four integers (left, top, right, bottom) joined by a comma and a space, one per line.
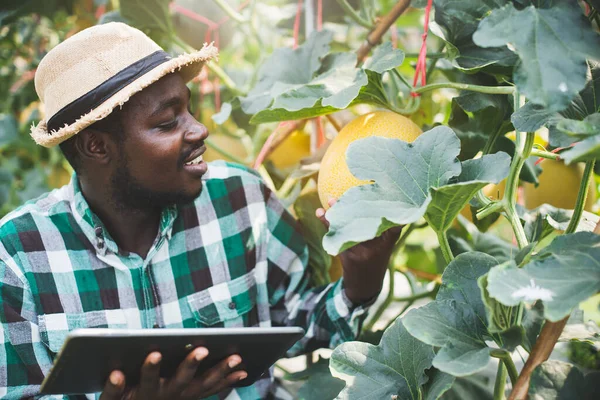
157, 120, 177, 130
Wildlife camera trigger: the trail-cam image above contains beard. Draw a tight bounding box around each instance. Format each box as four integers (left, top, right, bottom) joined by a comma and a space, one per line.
109, 151, 201, 212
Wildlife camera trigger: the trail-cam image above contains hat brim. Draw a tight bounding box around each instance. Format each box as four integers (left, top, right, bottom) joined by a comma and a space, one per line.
31, 43, 219, 148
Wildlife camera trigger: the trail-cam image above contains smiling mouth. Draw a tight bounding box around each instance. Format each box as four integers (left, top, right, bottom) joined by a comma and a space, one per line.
182, 143, 206, 167
184, 154, 203, 166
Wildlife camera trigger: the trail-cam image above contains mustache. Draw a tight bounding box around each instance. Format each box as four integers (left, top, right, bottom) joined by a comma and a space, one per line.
178, 141, 205, 167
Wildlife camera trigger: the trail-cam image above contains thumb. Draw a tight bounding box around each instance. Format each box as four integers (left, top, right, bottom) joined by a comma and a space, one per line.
315, 208, 330, 229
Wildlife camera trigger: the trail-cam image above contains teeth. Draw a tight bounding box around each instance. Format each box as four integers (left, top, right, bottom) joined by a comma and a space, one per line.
185, 154, 203, 166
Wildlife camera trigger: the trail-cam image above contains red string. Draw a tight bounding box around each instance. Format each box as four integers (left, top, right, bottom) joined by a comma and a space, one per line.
534, 145, 574, 166
95, 4, 106, 20
293, 0, 304, 49
411, 0, 433, 97
317, 0, 323, 32
390, 26, 398, 49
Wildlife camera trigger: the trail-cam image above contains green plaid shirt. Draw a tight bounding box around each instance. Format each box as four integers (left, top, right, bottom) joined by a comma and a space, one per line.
0, 161, 370, 400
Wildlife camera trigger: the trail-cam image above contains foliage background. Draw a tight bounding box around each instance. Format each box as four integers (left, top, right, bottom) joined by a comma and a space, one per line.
2, 1, 600, 399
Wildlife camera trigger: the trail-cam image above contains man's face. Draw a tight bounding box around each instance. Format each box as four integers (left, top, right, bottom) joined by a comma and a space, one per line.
109, 73, 209, 211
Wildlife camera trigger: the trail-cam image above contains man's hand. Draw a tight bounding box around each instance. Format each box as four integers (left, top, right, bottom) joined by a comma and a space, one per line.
99, 348, 247, 400
316, 199, 402, 305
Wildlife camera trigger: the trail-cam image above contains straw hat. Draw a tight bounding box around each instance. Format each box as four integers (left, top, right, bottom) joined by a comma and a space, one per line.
31, 22, 218, 148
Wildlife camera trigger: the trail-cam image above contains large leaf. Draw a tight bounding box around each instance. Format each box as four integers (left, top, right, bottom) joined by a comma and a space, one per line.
473, 2, 600, 112
322, 127, 510, 255
241, 31, 375, 118
330, 318, 439, 399
528, 360, 600, 400
487, 232, 600, 322
284, 358, 345, 400
120, 0, 172, 33
363, 42, 405, 74
425, 153, 511, 233
432, 0, 517, 71
556, 114, 600, 163
403, 252, 500, 376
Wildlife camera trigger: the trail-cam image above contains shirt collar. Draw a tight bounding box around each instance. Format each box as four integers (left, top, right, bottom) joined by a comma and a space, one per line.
69, 173, 178, 256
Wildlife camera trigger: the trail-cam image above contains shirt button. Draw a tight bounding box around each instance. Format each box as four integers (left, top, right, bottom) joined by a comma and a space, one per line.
228, 301, 236, 310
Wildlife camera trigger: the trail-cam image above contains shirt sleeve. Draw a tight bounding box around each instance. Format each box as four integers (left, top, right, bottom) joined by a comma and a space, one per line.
0, 258, 71, 400
262, 186, 372, 357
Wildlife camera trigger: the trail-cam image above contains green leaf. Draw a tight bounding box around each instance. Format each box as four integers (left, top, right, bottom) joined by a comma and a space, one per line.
241, 31, 367, 116
249, 101, 342, 124
423, 369, 456, 400
473, 2, 600, 112
432, 0, 517, 71
487, 232, 600, 322
294, 191, 332, 287
522, 205, 600, 242
449, 96, 512, 161
0, 114, 18, 147
425, 153, 511, 233
330, 318, 435, 399
211, 102, 233, 125
556, 113, 600, 138
404, 252, 500, 376
439, 375, 493, 400
528, 360, 600, 400
120, 0, 172, 34
560, 136, 600, 164
511, 102, 560, 133
322, 127, 510, 255
363, 42, 405, 73
291, 358, 345, 400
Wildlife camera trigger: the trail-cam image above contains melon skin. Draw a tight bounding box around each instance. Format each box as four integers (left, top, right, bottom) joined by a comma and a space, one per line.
318, 111, 422, 209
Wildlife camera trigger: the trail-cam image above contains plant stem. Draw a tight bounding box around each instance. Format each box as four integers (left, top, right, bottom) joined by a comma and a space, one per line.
404, 52, 446, 59
206, 61, 244, 96
356, 0, 412, 63
530, 148, 560, 161
212, 0, 248, 23
336, 0, 373, 28
393, 289, 436, 303
503, 91, 533, 249
565, 160, 595, 234
476, 126, 506, 207
493, 362, 507, 400
413, 82, 514, 95
490, 350, 519, 386
205, 137, 247, 164
509, 317, 569, 400
437, 230, 454, 264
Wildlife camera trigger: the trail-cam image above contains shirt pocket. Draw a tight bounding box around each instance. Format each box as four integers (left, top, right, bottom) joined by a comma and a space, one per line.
38, 309, 128, 353
186, 270, 258, 327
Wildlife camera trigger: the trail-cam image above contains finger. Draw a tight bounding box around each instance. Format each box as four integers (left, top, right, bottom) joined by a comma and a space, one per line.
199, 370, 249, 398
167, 347, 209, 395
185, 369, 248, 399
315, 208, 329, 229
197, 354, 243, 392
328, 198, 337, 208
99, 370, 126, 400
137, 352, 162, 399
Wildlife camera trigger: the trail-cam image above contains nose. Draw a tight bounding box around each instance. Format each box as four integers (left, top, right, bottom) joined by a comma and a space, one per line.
183, 121, 209, 144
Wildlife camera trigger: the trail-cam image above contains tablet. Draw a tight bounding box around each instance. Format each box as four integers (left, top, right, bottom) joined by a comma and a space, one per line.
40, 326, 305, 395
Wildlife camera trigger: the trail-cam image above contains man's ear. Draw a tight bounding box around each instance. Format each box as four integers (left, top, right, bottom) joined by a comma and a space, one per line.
75, 129, 115, 165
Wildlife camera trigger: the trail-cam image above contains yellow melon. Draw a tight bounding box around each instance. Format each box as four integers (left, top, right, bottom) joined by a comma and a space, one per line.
268, 129, 311, 170
524, 159, 596, 211
317, 111, 422, 208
